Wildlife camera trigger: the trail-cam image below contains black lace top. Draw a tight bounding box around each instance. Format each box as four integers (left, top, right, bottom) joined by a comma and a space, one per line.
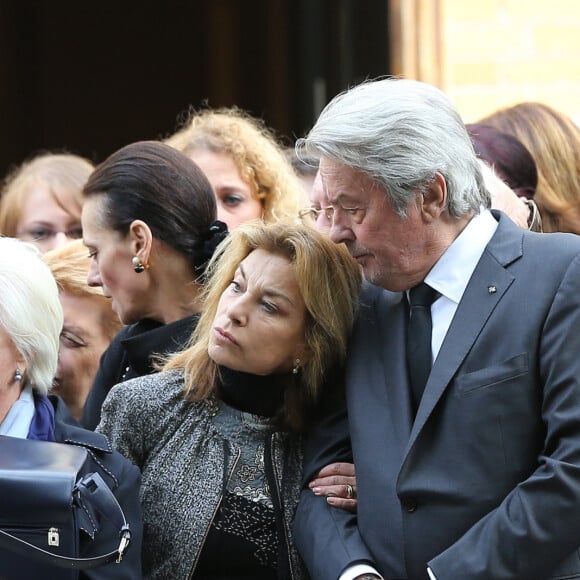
194, 367, 291, 580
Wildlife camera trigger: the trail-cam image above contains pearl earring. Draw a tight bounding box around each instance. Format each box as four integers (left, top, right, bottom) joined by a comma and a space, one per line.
14, 368, 23, 382
132, 256, 146, 273
292, 359, 301, 375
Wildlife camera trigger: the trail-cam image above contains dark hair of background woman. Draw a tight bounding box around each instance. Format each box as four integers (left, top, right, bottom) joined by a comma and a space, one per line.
466, 123, 538, 200
83, 140, 218, 273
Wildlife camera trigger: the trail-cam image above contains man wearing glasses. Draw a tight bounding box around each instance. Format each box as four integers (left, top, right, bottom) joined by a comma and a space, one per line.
294, 78, 580, 580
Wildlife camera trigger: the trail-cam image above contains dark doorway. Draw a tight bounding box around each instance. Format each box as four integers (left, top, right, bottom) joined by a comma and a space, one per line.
0, 0, 390, 177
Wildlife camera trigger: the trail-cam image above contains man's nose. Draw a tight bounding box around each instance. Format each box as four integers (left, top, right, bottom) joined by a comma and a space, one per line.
329, 218, 355, 244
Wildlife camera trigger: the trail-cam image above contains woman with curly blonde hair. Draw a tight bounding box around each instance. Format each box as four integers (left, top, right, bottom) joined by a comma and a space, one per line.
166, 107, 305, 229
480, 102, 580, 234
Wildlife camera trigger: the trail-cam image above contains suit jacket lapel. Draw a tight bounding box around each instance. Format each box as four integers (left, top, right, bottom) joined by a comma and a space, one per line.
349, 284, 413, 453
405, 212, 523, 454
377, 291, 414, 445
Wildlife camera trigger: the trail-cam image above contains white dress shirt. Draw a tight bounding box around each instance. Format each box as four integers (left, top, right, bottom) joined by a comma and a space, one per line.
426, 209, 498, 361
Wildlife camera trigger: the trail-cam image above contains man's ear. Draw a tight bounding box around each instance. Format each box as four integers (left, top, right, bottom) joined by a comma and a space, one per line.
129, 220, 153, 264
420, 172, 447, 221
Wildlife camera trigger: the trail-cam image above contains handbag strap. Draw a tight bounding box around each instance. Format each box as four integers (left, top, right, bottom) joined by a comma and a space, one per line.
0, 472, 131, 570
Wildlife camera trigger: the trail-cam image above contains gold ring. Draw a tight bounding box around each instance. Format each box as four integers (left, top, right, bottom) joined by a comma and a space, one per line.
346, 484, 354, 499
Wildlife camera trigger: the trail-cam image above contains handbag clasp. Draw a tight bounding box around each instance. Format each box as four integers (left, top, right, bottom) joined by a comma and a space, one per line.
48, 527, 60, 547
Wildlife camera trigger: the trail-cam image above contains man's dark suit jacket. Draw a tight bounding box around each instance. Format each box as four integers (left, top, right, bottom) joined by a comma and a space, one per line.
294, 212, 580, 580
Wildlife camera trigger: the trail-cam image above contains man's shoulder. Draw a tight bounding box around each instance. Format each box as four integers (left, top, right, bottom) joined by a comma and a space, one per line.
510, 229, 580, 278
493, 210, 580, 260
525, 230, 580, 255
479, 213, 580, 286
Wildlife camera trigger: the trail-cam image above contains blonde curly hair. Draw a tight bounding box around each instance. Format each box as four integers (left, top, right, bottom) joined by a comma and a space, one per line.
165, 107, 304, 223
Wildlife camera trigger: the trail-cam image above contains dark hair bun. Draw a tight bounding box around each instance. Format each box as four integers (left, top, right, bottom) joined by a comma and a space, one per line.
195, 220, 229, 276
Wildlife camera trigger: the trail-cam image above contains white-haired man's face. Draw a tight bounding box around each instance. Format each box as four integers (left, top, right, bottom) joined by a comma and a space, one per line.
320, 158, 466, 291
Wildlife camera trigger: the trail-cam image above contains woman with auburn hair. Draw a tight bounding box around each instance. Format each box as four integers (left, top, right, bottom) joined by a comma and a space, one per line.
0, 152, 93, 253
98, 220, 362, 579
165, 107, 305, 229
43, 239, 122, 421
479, 102, 580, 234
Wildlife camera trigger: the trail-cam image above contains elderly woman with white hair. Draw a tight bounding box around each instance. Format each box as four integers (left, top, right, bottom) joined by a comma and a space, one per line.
0, 237, 143, 579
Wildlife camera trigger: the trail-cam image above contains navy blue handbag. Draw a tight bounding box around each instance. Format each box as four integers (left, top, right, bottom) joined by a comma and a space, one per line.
0, 435, 131, 580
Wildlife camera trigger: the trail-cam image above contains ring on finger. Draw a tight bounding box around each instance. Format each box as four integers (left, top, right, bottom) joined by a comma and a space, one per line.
346, 484, 354, 499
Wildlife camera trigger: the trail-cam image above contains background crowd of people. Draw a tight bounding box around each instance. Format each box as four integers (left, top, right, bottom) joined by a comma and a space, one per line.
0, 78, 579, 580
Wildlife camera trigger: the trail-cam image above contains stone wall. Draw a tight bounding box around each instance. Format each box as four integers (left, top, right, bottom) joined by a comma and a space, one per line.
441, 0, 580, 123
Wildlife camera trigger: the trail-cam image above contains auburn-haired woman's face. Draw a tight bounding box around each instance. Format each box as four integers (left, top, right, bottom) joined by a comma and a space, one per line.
188, 149, 263, 230
208, 249, 307, 375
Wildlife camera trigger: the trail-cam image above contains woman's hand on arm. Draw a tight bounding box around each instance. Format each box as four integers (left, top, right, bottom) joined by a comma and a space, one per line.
308, 461, 358, 512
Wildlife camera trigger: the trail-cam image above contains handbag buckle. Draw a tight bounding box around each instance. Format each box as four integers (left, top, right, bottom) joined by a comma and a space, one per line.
116, 533, 129, 563
48, 527, 60, 547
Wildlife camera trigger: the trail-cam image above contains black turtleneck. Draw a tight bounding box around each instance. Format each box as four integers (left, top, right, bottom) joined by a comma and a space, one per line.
217, 366, 291, 418
195, 366, 295, 580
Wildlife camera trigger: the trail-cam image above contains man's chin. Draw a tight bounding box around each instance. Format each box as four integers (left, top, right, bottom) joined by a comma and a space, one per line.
353, 252, 372, 268
356, 255, 371, 273
362, 265, 388, 289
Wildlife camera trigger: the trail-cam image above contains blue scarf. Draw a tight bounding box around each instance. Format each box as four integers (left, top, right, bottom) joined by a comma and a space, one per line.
28, 393, 56, 442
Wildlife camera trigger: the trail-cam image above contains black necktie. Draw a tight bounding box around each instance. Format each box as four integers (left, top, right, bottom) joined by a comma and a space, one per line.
407, 282, 439, 412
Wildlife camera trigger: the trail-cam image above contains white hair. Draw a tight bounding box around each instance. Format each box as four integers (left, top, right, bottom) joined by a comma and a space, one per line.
0, 237, 63, 395
297, 77, 490, 217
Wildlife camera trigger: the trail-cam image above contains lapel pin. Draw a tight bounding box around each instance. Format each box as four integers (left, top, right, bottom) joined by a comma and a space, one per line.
488, 285, 497, 294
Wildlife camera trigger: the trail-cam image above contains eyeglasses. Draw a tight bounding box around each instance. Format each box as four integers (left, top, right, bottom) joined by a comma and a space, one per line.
523, 199, 543, 232
299, 204, 363, 223
298, 207, 332, 221
17, 226, 83, 243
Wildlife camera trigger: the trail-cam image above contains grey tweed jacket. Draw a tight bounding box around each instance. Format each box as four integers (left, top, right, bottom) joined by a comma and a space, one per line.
98, 369, 308, 580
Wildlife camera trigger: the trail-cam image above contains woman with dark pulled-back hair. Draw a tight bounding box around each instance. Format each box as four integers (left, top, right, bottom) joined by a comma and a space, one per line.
80, 141, 228, 430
